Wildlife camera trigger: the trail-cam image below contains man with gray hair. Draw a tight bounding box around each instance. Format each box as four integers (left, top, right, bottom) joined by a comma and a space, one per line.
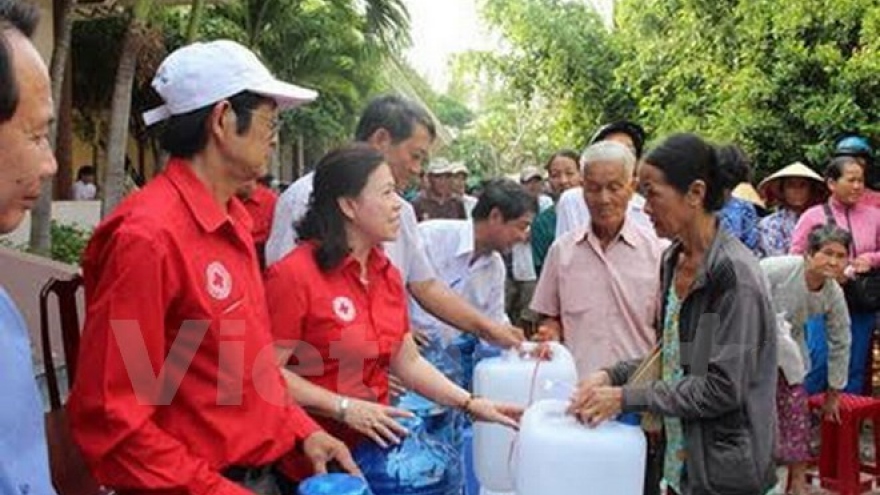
0, 0, 58, 493
530, 141, 664, 379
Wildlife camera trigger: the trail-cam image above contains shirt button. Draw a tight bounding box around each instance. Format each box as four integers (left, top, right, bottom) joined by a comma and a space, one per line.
18, 483, 30, 494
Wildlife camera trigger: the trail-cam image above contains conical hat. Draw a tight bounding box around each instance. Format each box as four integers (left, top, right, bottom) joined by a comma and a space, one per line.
757, 162, 826, 206
732, 182, 766, 209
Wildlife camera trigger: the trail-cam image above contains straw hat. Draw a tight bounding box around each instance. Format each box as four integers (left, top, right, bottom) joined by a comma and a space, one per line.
732, 182, 766, 210
757, 162, 826, 207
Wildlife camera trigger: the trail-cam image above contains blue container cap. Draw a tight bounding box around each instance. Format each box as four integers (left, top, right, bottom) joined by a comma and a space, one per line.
298, 473, 372, 495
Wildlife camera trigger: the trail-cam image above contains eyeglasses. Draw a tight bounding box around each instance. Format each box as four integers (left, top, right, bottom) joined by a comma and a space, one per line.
241, 109, 281, 135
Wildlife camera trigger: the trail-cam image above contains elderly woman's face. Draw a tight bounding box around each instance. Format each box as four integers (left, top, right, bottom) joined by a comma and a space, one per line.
347, 163, 402, 244
807, 241, 848, 280
638, 162, 693, 239
581, 160, 633, 234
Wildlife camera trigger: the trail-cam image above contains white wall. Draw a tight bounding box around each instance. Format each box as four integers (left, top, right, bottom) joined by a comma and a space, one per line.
0, 200, 101, 246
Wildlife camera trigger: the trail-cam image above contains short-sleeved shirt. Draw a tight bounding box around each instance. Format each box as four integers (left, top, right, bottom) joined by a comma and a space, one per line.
531, 218, 664, 378
265, 242, 409, 479
68, 159, 319, 494
265, 172, 436, 283
241, 184, 278, 245
409, 219, 508, 345
0, 287, 57, 495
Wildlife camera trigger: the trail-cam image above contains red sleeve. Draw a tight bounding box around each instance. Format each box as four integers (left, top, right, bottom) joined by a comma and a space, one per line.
265, 256, 309, 342
68, 228, 250, 495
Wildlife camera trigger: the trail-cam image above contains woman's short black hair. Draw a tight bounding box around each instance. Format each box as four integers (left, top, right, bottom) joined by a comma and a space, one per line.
643, 133, 726, 212
544, 149, 580, 171
471, 178, 537, 222
298, 143, 386, 271
158, 91, 266, 159
824, 155, 862, 182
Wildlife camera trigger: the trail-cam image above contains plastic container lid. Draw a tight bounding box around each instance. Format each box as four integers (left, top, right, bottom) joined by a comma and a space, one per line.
298, 473, 372, 495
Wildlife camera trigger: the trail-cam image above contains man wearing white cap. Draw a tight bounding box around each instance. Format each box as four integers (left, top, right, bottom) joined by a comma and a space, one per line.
412, 157, 467, 221
449, 161, 478, 217
68, 40, 358, 495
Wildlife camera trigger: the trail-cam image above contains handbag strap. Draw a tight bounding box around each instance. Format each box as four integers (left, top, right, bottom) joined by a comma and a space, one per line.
821, 201, 857, 257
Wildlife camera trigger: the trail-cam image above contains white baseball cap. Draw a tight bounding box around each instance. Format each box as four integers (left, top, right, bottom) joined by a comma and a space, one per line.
143, 40, 318, 126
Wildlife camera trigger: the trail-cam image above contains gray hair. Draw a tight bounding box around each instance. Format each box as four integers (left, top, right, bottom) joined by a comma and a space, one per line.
580, 140, 637, 178
806, 224, 852, 255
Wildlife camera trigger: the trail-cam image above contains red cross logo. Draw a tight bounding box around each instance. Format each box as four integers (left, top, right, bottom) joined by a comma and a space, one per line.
332, 296, 356, 322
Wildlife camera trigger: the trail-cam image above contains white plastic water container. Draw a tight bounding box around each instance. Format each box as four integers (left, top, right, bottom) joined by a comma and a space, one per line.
473, 342, 577, 492
515, 399, 646, 495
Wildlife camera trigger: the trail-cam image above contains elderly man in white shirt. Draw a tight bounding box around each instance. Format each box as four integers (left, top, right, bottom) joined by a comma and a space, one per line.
411, 179, 537, 388
266, 95, 524, 349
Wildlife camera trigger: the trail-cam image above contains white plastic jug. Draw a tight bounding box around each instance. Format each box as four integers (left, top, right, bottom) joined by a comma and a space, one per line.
472, 342, 577, 492
515, 399, 646, 495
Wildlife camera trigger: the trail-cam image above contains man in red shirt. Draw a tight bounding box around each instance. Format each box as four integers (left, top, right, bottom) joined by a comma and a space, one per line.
67, 40, 357, 495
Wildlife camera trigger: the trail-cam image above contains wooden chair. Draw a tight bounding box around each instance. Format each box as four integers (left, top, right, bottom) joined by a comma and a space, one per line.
38, 274, 113, 495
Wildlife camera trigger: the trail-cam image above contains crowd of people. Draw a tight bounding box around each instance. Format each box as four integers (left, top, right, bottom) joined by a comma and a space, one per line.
2, 2, 880, 494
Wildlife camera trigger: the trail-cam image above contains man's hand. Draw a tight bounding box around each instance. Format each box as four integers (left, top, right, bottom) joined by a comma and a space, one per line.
480, 322, 525, 349
822, 389, 842, 424
532, 319, 562, 342
302, 431, 361, 476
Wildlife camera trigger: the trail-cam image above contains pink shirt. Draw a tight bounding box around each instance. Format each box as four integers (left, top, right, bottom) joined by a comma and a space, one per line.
790, 197, 880, 268
530, 219, 664, 378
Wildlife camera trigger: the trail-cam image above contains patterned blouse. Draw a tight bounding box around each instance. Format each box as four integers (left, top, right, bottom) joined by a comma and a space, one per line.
756, 208, 799, 258
662, 284, 685, 493
719, 197, 759, 253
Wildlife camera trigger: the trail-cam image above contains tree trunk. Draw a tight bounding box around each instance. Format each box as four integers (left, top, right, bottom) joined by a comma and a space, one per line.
29, 0, 77, 255
103, 2, 151, 217
185, 0, 206, 42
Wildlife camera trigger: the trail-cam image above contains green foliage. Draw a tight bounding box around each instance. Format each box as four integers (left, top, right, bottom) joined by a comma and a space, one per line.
449, 0, 880, 180
49, 221, 91, 266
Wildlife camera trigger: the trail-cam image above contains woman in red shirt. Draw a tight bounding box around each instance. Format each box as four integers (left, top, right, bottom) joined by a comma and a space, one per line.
265, 143, 520, 485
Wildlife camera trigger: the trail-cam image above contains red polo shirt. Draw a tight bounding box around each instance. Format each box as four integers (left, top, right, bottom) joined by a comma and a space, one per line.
241, 184, 277, 245
68, 159, 320, 495
264, 242, 409, 479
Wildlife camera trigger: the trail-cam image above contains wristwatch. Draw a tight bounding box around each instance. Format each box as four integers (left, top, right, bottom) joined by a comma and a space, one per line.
336, 397, 351, 422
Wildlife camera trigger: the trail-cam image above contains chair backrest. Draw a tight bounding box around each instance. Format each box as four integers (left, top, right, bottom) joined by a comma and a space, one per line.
39, 274, 84, 410
38, 274, 115, 495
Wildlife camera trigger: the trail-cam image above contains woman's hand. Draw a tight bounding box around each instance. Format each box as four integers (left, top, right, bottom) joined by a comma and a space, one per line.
465, 397, 522, 430
852, 256, 873, 274
343, 399, 413, 448
822, 389, 841, 424
570, 386, 623, 427
567, 371, 612, 414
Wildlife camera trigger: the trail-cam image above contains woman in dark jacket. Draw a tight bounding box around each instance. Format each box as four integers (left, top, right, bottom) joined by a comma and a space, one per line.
569, 134, 778, 495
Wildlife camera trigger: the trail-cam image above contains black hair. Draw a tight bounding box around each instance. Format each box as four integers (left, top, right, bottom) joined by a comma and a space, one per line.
544, 149, 580, 171
354, 94, 437, 144
590, 121, 646, 159
716, 143, 752, 191
76, 165, 95, 180
824, 155, 863, 182
471, 178, 538, 222
643, 133, 726, 212
297, 143, 387, 272
0, 0, 39, 123
158, 91, 266, 159
806, 224, 852, 255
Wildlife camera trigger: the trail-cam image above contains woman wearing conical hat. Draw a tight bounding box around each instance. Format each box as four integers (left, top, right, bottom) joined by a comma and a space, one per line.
756, 162, 827, 257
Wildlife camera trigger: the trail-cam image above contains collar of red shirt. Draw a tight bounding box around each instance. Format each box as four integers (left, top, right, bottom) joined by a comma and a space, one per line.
164, 158, 254, 234
576, 215, 640, 249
